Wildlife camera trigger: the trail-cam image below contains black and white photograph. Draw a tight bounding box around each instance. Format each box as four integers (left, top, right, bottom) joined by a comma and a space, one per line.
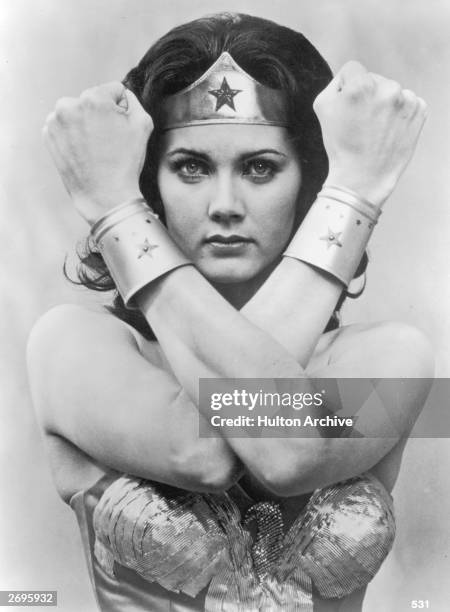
1, 1, 449, 610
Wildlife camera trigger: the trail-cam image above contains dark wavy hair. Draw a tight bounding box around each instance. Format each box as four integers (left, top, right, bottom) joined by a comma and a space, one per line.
68, 12, 367, 339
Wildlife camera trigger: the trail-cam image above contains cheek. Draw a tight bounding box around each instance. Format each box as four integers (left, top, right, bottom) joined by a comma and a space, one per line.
259, 180, 300, 246
157, 170, 199, 244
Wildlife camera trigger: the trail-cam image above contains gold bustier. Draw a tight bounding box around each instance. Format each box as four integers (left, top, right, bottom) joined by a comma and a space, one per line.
92, 472, 395, 611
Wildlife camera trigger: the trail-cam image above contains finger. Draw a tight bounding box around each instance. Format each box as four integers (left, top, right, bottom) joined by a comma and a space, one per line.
123, 89, 143, 114
53, 97, 79, 124
399, 88, 419, 116
369, 74, 407, 108
416, 96, 428, 118
80, 81, 132, 115
42, 111, 56, 137
116, 88, 129, 112
370, 73, 402, 90
85, 81, 127, 106
335, 60, 369, 90
124, 89, 154, 131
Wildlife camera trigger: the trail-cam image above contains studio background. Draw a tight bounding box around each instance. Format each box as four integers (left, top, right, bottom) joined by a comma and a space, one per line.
1, 0, 449, 610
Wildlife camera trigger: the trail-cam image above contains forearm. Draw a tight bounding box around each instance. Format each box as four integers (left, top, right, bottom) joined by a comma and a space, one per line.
138, 266, 305, 390
241, 255, 342, 366
136, 261, 344, 490
136, 193, 342, 383
136, 234, 435, 495
45, 66, 428, 493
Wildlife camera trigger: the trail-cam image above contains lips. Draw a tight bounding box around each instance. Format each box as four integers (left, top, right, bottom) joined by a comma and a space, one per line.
205, 234, 253, 244
204, 234, 253, 255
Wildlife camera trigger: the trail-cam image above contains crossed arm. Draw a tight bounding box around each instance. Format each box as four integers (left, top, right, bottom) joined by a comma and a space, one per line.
27, 257, 432, 497
27, 62, 433, 496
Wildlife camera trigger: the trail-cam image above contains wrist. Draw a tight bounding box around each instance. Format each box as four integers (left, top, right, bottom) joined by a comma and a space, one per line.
91, 198, 192, 308
73, 189, 144, 227
325, 170, 394, 209
283, 187, 378, 287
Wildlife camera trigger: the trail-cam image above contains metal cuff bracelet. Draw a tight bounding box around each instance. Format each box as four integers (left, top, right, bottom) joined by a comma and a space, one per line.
91, 198, 192, 308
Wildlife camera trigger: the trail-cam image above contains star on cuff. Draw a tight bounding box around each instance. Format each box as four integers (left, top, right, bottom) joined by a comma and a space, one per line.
320, 228, 343, 248
137, 238, 159, 259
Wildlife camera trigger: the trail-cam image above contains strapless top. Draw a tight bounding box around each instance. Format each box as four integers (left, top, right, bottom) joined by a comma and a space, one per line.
71, 471, 395, 611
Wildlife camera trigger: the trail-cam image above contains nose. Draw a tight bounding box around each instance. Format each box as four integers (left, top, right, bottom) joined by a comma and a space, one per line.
207, 173, 245, 224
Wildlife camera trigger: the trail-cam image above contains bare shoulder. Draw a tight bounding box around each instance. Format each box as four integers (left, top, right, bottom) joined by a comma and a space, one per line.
26, 304, 159, 429
27, 303, 159, 365
26, 305, 158, 502
320, 320, 435, 378
28, 303, 136, 350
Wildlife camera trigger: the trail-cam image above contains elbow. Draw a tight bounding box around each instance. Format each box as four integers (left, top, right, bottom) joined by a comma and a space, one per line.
373, 321, 435, 378
250, 440, 328, 497
171, 438, 242, 494
198, 460, 242, 494
394, 322, 435, 378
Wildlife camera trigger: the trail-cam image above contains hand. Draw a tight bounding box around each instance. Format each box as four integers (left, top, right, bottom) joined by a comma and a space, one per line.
43, 82, 153, 225
313, 61, 427, 207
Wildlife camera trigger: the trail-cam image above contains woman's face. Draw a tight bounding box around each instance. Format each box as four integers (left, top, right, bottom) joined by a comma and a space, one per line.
157, 124, 302, 286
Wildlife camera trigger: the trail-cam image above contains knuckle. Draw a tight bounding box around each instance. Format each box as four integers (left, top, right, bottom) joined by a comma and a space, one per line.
42, 119, 53, 141
401, 88, 416, 100
345, 75, 373, 100
342, 60, 367, 74
383, 79, 403, 104
417, 96, 428, 112
345, 84, 363, 101
400, 88, 417, 107
401, 89, 421, 115
42, 112, 58, 143
100, 80, 125, 97
80, 87, 97, 102
387, 78, 402, 93
54, 97, 78, 121
79, 87, 107, 110
418, 98, 428, 121
43, 111, 56, 129
361, 74, 376, 94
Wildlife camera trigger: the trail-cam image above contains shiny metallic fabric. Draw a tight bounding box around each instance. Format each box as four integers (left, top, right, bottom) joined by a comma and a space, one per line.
93, 472, 395, 610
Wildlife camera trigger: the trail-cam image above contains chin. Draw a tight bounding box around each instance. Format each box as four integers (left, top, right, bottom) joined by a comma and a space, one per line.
196, 260, 278, 286
197, 260, 263, 285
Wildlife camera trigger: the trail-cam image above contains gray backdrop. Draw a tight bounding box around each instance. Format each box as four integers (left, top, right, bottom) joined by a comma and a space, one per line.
1, 0, 449, 610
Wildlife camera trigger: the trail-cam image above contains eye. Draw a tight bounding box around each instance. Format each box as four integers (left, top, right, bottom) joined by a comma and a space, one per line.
243, 159, 277, 182
182, 161, 206, 175
172, 158, 209, 181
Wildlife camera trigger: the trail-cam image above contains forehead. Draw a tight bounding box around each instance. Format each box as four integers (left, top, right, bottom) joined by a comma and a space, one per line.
159, 124, 296, 157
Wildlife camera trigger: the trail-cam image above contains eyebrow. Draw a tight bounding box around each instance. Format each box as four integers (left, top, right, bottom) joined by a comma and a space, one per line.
166, 147, 287, 161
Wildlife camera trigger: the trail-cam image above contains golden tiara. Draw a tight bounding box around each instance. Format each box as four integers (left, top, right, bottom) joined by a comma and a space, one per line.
160, 52, 288, 130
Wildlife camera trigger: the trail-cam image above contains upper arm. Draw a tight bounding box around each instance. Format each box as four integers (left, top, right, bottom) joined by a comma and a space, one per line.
27, 304, 239, 492
265, 321, 435, 496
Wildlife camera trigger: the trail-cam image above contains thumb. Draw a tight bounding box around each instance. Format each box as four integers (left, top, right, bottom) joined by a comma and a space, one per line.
122, 89, 154, 131
122, 89, 144, 114
334, 60, 368, 91
94, 81, 129, 106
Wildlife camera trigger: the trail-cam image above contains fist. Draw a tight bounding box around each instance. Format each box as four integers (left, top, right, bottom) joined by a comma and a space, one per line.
43, 82, 153, 225
314, 61, 427, 206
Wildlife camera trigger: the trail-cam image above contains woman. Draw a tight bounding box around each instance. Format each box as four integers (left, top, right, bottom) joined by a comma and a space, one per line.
27, 13, 433, 612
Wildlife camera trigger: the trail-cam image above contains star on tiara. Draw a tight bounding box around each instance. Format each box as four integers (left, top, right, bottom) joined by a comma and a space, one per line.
208, 77, 242, 111
160, 52, 288, 129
